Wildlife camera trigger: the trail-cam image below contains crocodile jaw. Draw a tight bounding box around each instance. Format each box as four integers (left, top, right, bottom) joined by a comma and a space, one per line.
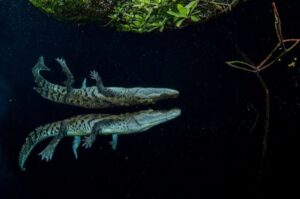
132, 88, 179, 103
131, 108, 181, 132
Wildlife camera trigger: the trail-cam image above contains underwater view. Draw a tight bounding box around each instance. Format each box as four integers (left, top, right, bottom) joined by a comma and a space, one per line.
1, 0, 300, 198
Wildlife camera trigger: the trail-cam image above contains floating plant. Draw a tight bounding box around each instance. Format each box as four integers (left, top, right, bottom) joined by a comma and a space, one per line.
28, 0, 241, 33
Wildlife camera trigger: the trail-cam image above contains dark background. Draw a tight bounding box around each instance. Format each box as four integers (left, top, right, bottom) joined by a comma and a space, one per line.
1, 0, 300, 198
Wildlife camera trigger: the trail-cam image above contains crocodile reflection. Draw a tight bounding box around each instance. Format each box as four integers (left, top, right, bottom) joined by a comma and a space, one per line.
19, 57, 180, 170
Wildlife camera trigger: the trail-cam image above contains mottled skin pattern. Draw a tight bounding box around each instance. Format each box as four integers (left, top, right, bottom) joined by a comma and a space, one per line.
19, 57, 180, 170
32, 57, 179, 109
19, 109, 181, 170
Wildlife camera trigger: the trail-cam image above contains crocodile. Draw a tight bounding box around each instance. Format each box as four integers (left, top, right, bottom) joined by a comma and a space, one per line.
19, 108, 181, 171
32, 56, 179, 109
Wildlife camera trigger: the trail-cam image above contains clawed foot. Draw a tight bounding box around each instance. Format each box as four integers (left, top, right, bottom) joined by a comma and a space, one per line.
55, 57, 67, 68
55, 58, 74, 95
56, 57, 73, 79
39, 144, 56, 162
82, 134, 97, 149
90, 70, 100, 81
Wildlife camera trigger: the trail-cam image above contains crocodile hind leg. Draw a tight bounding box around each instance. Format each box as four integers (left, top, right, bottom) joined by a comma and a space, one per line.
109, 134, 118, 150
39, 121, 68, 161
56, 58, 75, 101
90, 70, 115, 97
82, 122, 99, 149
72, 136, 81, 160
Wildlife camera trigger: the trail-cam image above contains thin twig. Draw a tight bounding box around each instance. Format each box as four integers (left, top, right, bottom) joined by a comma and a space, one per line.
227, 3, 300, 72
225, 2, 300, 186
248, 103, 259, 133
272, 2, 286, 51
256, 72, 270, 183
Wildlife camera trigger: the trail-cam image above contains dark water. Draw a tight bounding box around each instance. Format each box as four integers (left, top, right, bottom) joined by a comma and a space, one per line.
1, 0, 300, 198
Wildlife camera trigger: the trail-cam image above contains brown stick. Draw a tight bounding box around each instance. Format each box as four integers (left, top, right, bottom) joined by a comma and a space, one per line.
256, 72, 270, 183
225, 2, 300, 185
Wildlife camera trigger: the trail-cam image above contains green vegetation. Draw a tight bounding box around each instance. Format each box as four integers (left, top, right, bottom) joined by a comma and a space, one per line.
167, 0, 201, 28
109, 0, 239, 33
28, 0, 240, 32
29, 0, 113, 22
108, 0, 176, 33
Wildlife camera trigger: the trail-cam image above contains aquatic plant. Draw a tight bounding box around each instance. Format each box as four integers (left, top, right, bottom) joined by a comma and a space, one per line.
109, 0, 238, 32
28, 0, 240, 32
167, 0, 202, 28
226, 2, 300, 183
108, 0, 173, 32
28, 0, 114, 22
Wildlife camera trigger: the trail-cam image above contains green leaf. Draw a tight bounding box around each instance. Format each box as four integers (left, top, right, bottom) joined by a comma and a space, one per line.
140, 0, 149, 3
159, 25, 165, 32
191, 15, 200, 22
177, 4, 187, 16
133, 20, 142, 26
121, 25, 130, 31
185, 0, 199, 12
135, 15, 143, 20
176, 18, 185, 28
167, 10, 182, 18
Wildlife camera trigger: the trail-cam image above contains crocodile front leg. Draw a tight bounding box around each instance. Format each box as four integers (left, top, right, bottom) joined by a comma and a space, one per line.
82, 122, 100, 149
82, 119, 113, 148
90, 70, 115, 97
56, 58, 75, 101
38, 121, 68, 161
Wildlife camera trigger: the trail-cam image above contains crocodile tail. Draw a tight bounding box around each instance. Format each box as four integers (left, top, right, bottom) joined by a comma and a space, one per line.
32, 56, 67, 103
32, 56, 50, 82
32, 56, 56, 90
33, 86, 67, 104
33, 56, 50, 71
19, 122, 60, 171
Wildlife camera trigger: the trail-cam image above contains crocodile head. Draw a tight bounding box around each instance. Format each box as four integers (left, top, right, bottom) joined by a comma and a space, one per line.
127, 87, 179, 104
103, 108, 181, 135
131, 108, 181, 131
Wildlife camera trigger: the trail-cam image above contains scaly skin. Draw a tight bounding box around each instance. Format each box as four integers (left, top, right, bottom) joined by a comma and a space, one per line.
32, 56, 179, 109
19, 108, 181, 170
